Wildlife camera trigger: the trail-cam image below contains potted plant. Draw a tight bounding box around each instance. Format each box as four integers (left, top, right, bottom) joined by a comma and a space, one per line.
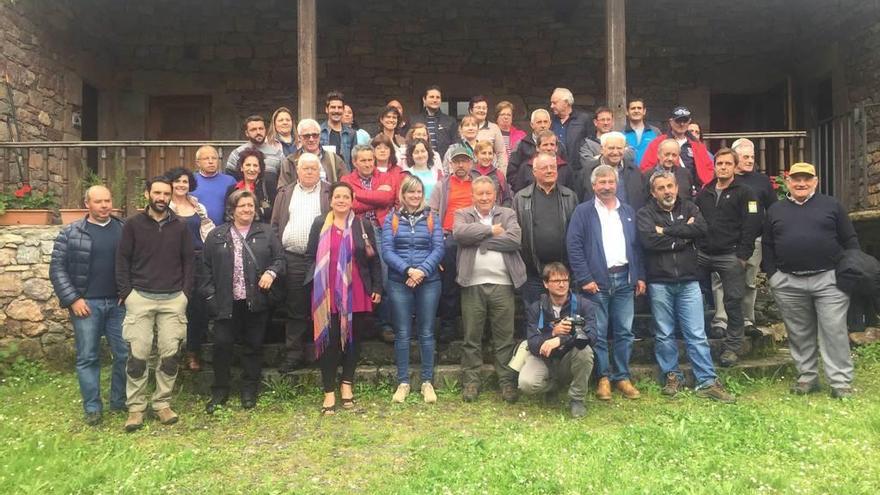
0, 183, 58, 225
59, 169, 103, 224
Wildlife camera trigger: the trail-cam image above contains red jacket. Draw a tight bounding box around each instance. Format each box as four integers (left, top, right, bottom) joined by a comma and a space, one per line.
639, 133, 714, 186
342, 169, 396, 226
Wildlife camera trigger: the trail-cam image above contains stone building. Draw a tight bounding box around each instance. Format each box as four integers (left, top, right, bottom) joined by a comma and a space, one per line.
1, 0, 879, 208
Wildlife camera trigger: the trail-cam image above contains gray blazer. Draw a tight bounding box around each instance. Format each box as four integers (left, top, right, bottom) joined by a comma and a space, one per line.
452, 206, 527, 288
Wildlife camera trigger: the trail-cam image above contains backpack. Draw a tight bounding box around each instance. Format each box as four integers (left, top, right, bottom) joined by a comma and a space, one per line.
391, 210, 434, 236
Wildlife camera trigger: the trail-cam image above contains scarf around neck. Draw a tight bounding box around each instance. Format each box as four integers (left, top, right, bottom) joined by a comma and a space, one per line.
312, 210, 355, 359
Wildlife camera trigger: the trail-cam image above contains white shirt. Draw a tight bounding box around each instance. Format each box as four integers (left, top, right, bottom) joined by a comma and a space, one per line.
594, 198, 628, 269
282, 183, 322, 253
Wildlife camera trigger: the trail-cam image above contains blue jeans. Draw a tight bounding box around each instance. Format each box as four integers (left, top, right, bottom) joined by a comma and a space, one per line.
592, 271, 635, 381
71, 298, 128, 413
387, 278, 441, 383
373, 224, 392, 329
648, 281, 717, 387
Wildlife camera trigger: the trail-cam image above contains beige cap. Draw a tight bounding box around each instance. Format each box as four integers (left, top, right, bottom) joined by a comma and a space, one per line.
789, 162, 816, 176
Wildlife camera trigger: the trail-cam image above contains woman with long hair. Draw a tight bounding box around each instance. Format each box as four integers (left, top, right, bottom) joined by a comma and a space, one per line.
375, 105, 406, 152
305, 182, 382, 415
398, 122, 442, 168
404, 138, 443, 200
468, 95, 508, 172
267, 107, 297, 156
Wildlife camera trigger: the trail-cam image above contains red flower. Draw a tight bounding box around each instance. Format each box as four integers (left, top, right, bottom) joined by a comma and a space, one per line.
14, 184, 32, 198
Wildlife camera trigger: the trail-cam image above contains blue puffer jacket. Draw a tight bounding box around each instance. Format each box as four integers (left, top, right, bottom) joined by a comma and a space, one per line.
381, 208, 445, 283
49, 216, 125, 308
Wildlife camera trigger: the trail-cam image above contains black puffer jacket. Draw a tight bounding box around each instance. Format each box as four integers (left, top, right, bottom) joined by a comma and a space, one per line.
49, 216, 125, 308
200, 222, 286, 319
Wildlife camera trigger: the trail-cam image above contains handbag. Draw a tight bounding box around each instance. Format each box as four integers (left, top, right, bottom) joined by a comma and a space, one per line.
359, 217, 377, 259
232, 227, 286, 307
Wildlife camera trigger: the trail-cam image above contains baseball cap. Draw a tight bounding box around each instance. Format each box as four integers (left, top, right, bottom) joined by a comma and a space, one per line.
449, 144, 474, 161
789, 162, 816, 176
670, 106, 692, 121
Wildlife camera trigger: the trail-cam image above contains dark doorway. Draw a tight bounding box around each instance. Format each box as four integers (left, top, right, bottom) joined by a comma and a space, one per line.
146, 95, 212, 177
81, 83, 99, 172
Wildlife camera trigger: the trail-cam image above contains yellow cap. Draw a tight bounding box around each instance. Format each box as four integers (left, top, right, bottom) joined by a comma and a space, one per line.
789, 162, 816, 176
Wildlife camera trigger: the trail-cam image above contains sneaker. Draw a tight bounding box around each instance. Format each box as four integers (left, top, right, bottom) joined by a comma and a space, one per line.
615, 379, 641, 399
84, 411, 102, 426
696, 380, 736, 403
719, 350, 738, 367
421, 382, 437, 404
790, 380, 821, 395
831, 386, 854, 399
708, 326, 726, 339
462, 383, 479, 402
124, 411, 144, 432
661, 373, 682, 397
392, 383, 411, 403
500, 383, 519, 404
155, 407, 179, 425
595, 377, 612, 401
570, 400, 587, 418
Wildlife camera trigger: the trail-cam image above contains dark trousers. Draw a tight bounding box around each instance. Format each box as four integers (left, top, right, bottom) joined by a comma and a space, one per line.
438, 236, 460, 334
186, 251, 209, 353
211, 300, 269, 397
284, 251, 311, 361
698, 251, 746, 355
318, 313, 365, 392
461, 284, 517, 387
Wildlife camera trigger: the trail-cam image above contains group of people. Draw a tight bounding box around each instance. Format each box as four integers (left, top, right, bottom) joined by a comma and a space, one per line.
49, 86, 860, 429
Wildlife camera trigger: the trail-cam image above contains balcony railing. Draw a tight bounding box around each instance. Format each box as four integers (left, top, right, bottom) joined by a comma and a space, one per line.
703, 131, 808, 178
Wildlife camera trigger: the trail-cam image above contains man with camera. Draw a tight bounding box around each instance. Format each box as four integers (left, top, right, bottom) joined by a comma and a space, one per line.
517, 262, 597, 418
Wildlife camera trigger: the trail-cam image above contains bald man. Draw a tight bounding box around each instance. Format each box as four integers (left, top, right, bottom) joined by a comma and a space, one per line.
193, 145, 236, 225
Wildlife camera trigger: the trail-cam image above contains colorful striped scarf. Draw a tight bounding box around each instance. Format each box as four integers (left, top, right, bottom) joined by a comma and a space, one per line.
312, 211, 355, 359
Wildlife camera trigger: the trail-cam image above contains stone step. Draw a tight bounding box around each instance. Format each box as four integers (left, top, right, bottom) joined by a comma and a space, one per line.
178, 350, 795, 396
197, 332, 776, 368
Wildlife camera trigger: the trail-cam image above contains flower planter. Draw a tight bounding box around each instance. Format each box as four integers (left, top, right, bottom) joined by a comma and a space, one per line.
0, 209, 54, 225
59, 209, 126, 224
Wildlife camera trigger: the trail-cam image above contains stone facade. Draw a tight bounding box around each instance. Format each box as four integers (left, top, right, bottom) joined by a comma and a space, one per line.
0, 226, 75, 366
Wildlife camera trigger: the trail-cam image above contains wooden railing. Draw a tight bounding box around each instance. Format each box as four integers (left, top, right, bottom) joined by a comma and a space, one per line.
703, 131, 808, 178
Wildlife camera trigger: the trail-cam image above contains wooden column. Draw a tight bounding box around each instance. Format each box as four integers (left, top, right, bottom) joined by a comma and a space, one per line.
298, 0, 317, 119
606, 0, 627, 130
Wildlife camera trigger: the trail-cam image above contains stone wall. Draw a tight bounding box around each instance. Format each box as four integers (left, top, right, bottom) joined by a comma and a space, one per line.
0, 226, 74, 366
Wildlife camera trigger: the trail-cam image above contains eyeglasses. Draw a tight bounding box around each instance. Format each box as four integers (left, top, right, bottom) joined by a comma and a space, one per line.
547, 279, 569, 284
300, 133, 320, 140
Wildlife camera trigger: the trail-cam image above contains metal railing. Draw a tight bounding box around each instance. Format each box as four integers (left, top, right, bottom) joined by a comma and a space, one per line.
703, 131, 808, 178
0, 141, 244, 209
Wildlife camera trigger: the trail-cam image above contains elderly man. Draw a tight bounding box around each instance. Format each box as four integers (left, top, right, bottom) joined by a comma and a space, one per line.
637, 171, 735, 403
277, 118, 347, 189
567, 165, 646, 401
579, 131, 647, 211
50, 186, 127, 425
193, 145, 236, 226
454, 175, 527, 403
409, 85, 458, 156
763, 163, 860, 398
513, 152, 579, 309
711, 138, 778, 337
319, 90, 356, 167
429, 145, 476, 342
695, 148, 762, 367
116, 176, 193, 431
623, 98, 661, 165
508, 109, 553, 190
519, 262, 597, 418
640, 106, 714, 188
272, 154, 330, 372
649, 139, 694, 201
224, 115, 285, 176
509, 127, 573, 193
550, 87, 592, 167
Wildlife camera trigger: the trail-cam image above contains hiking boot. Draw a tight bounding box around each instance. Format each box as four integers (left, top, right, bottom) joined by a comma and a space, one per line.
790, 380, 821, 395
708, 326, 726, 339
570, 400, 587, 418
500, 383, 519, 404
205, 395, 227, 415
421, 382, 437, 404
155, 407, 179, 425
661, 373, 682, 397
831, 386, 854, 400
696, 380, 736, 404
392, 383, 411, 403
84, 411, 102, 426
462, 383, 479, 402
615, 379, 641, 399
719, 350, 738, 367
595, 377, 612, 401
124, 411, 144, 432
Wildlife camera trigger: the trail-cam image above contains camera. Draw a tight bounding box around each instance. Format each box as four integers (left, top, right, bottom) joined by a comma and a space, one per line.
566, 315, 587, 340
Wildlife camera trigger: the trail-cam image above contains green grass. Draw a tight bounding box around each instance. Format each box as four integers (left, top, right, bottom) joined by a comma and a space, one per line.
2, 348, 880, 494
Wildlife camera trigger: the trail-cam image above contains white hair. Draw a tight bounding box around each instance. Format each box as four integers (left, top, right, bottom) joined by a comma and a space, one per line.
552, 88, 574, 106
731, 138, 755, 152
600, 131, 626, 146
296, 118, 320, 135
530, 108, 551, 123
297, 152, 321, 167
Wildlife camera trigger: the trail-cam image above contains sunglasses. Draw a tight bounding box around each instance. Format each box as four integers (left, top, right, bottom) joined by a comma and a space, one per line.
300, 133, 320, 139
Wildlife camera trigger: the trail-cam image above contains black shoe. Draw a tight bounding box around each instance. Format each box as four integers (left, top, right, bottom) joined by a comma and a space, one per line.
790, 380, 821, 395
205, 396, 228, 415
241, 391, 257, 409
501, 383, 519, 404
744, 324, 763, 337
569, 400, 587, 418
462, 383, 479, 402
84, 411, 102, 426
380, 326, 396, 344
831, 387, 853, 400
719, 350, 738, 367
708, 326, 726, 339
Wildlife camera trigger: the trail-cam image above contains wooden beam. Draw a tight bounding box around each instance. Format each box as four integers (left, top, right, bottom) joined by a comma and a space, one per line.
298, 0, 317, 120
606, 0, 626, 130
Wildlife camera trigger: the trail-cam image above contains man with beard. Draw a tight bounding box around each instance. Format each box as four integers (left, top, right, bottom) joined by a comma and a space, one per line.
116, 176, 193, 432
319, 90, 357, 167
409, 85, 458, 157
637, 171, 735, 403
225, 115, 285, 176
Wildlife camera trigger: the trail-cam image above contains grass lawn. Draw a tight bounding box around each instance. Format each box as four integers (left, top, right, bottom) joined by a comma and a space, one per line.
2, 346, 879, 495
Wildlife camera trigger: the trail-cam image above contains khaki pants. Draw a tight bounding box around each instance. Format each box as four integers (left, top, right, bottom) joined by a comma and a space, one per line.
518, 347, 594, 402
123, 290, 188, 412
